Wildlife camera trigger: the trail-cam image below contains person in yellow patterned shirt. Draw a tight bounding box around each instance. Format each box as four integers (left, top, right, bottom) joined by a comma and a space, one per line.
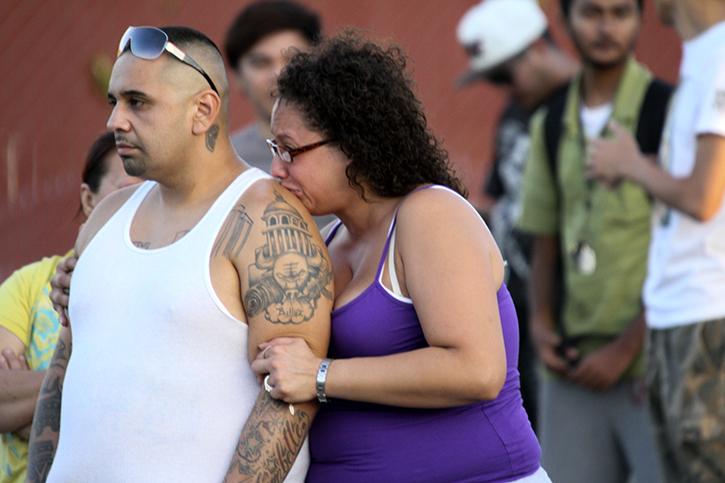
0, 131, 140, 482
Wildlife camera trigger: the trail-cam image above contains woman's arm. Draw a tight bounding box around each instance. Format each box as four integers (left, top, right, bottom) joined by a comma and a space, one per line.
255, 189, 508, 408
0, 328, 45, 433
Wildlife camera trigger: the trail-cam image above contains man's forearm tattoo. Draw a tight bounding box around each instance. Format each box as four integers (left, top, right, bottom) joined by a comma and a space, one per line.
26, 441, 56, 483
31, 337, 69, 438
26, 335, 71, 483
244, 192, 333, 324
206, 124, 220, 152
213, 204, 253, 258
225, 392, 311, 483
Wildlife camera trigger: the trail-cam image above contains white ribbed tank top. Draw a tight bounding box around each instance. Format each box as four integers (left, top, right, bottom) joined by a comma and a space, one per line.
49, 168, 309, 482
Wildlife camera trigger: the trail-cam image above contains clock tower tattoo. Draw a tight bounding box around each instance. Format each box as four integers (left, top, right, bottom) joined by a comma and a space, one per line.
245, 193, 332, 324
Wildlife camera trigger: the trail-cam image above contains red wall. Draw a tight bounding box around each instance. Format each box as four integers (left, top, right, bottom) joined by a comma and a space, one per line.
0, 0, 680, 278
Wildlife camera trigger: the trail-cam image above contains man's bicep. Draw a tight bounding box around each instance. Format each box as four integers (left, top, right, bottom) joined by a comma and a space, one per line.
239, 189, 333, 359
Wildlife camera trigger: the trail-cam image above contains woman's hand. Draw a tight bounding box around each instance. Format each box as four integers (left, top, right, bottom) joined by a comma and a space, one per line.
251, 337, 321, 404
50, 254, 77, 327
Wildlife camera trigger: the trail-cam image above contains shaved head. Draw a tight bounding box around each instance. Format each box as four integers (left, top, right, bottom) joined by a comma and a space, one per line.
160, 43, 230, 118
159, 26, 231, 122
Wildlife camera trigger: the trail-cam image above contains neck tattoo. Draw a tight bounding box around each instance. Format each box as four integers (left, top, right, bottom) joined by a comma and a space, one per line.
206, 124, 220, 152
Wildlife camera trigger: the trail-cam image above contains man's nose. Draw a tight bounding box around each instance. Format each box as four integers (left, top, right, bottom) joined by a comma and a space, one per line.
106, 105, 130, 132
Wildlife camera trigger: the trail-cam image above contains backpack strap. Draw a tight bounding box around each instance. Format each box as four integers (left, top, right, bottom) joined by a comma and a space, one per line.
540, 83, 570, 338
634, 78, 674, 155
540, 77, 673, 341
543, 83, 571, 184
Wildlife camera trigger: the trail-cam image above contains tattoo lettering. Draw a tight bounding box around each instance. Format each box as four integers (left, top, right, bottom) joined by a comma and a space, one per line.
206, 124, 220, 152
133, 240, 151, 249
213, 204, 253, 258
225, 392, 310, 483
244, 193, 332, 324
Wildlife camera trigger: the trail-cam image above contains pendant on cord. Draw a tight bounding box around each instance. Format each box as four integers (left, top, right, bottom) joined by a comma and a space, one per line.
573, 240, 597, 275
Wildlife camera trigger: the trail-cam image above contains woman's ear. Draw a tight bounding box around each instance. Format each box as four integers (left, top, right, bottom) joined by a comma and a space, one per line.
80, 183, 95, 218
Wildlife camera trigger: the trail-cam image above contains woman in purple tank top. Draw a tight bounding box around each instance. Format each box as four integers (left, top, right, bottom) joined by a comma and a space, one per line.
252, 32, 549, 482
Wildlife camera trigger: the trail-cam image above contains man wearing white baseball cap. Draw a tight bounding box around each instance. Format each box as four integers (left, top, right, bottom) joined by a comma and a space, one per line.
456, 0, 576, 433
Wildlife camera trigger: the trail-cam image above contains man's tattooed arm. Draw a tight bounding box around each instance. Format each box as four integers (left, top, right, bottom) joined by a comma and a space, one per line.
223, 188, 332, 482
222, 186, 333, 482
244, 192, 333, 325
26, 328, 72, 483
213, 203, 253, 258
224, 391, 314, 483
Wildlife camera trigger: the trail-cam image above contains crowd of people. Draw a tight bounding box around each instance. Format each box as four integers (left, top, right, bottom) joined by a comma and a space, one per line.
0, 0, 723, 482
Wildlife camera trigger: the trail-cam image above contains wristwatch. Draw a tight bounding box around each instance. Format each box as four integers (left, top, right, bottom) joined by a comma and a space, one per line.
316, 358, 333, 403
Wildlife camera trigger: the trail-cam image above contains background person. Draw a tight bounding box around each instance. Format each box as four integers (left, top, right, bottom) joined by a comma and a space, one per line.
25, 26, 331, 482
0, 131, 139, 483
518, 0, 670, 481
588, 0, 725, 480
224, 0, 334, 229
456, 0, 578, 429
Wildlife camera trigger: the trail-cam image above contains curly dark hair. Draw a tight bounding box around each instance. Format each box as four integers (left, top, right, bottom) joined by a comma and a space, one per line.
276, 31, 467, 198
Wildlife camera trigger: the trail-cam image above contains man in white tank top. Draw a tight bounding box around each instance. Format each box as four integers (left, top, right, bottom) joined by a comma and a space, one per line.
24, 26, 332, 482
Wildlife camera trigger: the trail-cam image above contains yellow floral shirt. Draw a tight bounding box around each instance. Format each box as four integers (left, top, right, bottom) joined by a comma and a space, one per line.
0, 252, 70, 483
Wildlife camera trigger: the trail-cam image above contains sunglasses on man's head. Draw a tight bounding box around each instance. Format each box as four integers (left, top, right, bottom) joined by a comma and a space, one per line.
117, 26, 219, 95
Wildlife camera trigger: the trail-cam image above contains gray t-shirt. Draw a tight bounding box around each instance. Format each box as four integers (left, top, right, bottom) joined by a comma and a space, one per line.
231, 123, 272, 173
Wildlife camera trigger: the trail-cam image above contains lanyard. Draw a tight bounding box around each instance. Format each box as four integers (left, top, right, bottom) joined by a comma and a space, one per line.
571, 102, 613, 275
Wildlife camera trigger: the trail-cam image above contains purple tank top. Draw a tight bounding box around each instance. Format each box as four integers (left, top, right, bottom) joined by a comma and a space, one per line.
307, 207, 541, 482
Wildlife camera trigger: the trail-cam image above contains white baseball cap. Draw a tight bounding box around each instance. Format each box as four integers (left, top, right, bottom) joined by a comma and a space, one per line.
457, 0, 548, 86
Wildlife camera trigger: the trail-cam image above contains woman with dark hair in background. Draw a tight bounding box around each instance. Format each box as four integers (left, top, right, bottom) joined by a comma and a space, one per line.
0, 132, 139, 483
252, 32, 547, 482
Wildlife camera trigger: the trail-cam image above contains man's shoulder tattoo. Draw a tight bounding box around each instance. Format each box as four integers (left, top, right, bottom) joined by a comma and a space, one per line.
245, 192, 333, 324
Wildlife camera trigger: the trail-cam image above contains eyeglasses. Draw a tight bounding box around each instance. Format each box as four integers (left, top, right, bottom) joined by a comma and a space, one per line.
266, 138, 332, 163
117, 26, 220, 95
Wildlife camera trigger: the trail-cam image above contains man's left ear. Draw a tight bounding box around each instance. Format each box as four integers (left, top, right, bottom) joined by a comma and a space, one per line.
192, 91, 221, 135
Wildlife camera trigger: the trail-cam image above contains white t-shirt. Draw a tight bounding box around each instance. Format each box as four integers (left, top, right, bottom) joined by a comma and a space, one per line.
580, 103, 613, 140
644, 21, 725, 329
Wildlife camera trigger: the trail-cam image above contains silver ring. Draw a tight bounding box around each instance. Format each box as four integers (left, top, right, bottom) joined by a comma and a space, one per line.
263, 375, 273, 393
